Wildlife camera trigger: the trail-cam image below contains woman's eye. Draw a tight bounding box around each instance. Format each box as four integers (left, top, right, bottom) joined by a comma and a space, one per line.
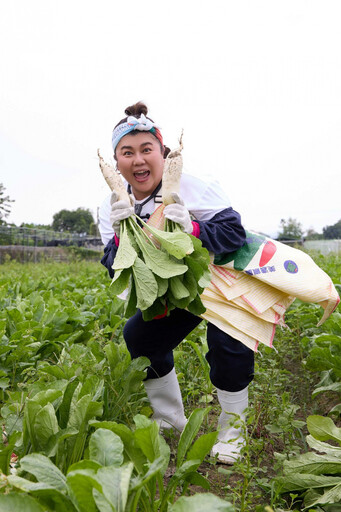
143, 147, 151, 153
123, 151, 132, 156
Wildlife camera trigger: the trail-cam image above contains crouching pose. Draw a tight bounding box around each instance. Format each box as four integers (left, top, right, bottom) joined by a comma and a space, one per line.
99, 101, 254, 464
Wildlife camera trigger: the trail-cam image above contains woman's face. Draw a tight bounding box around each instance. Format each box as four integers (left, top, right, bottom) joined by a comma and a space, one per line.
115, 132, 164, 200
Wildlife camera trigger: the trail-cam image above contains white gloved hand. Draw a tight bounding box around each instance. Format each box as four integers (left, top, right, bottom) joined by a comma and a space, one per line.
110, 191, 134, 237
163, 193, 193, 234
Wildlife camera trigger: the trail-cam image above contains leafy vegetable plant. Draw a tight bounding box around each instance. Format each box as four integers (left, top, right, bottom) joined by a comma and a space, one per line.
2, 410, 233, 511
111, 215, 210, 321
98, 143, 211, 321
275, 415, 341, 509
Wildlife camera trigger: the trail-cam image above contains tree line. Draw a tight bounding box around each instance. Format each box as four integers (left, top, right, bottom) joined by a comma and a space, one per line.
1, 183, 97, 235
277, 217, 341, 241
1, 182, 340, 239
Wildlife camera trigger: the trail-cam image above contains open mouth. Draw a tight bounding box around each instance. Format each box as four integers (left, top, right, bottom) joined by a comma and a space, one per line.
133, 170, 150, 182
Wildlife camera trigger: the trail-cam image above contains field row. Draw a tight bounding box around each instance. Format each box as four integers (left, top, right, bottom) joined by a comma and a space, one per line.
0, 255, 340, 511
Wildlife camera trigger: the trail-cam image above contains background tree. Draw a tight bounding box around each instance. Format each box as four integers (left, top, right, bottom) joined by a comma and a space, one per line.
89, 222, 100, 237
277, 217, 304, 240
52, 208, 94, 234
322, 219, 341, 239
305, 228, 323, 240
0, 183, 14, 225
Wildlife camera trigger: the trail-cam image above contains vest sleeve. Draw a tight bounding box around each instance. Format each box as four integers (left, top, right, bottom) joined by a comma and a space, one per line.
195, 207, 246, 254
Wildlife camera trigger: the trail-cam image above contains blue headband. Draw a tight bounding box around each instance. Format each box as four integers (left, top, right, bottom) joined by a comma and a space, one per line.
112, 114, 162, 152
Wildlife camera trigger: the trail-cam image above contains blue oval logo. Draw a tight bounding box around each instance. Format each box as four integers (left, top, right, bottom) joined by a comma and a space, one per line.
284, 260, 298, 274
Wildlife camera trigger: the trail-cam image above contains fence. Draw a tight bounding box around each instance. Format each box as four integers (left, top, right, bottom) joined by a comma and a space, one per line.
0, 225, 104, 263
303, 239, 341, 256
0, 225, 102, 248
1, 225, 339, 263
268, 238, 340, 256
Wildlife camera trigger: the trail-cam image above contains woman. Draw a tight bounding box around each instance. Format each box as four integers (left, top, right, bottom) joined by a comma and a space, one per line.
99, 102, 253, 464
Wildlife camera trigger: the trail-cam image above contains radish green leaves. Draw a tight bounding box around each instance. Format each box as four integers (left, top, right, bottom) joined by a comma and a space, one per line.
112, 216, 210, 320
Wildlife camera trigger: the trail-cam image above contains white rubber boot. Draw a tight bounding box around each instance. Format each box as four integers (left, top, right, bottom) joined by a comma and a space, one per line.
211, 386, 248, 464
144, 368, 187, 432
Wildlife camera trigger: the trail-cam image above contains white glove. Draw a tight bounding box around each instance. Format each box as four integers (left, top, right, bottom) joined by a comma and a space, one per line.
110, 191, 134, 237
163, 193, 193, 234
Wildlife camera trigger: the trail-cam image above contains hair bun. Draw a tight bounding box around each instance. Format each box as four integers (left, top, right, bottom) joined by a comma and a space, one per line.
125, 101, 148, 117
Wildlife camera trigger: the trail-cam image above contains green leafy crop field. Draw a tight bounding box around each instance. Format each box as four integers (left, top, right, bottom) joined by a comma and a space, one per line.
0, 255, 340, 511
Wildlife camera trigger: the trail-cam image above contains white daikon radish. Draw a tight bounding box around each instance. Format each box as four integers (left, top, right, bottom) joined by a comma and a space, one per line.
97, 149, 131, 203
162, 132, 184, 206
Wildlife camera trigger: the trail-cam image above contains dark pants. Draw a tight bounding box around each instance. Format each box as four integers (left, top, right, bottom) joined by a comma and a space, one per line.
123, 308, 254, 392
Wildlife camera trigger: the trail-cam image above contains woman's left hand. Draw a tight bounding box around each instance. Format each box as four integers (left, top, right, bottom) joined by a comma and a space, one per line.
164, 193, 193, 233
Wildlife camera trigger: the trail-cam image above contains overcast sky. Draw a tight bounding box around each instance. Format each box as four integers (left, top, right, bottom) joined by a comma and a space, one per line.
1, 0, 340, 237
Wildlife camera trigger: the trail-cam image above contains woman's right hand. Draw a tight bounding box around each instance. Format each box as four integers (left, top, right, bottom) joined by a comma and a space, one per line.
110, 191, 134, 237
